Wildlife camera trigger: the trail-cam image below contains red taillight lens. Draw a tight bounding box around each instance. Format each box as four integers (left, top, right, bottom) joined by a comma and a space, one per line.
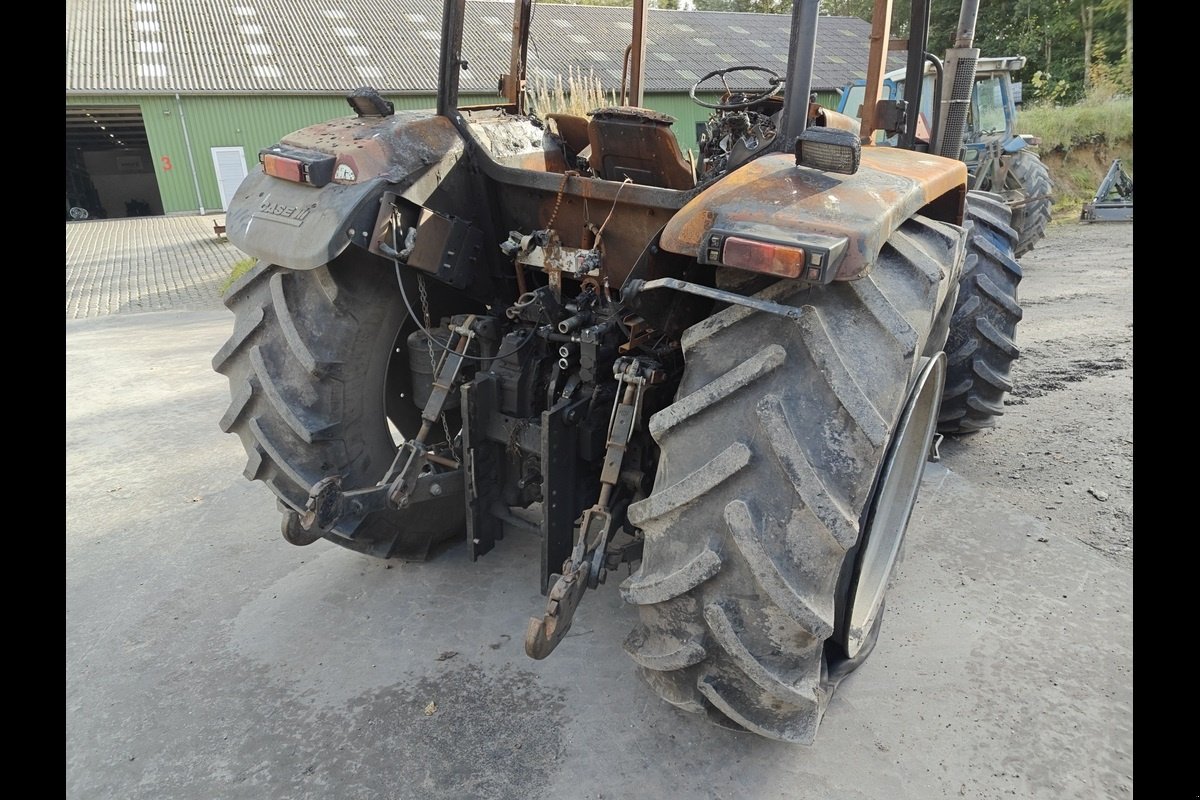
721, 237, 806, 278
261, 154, 304, 182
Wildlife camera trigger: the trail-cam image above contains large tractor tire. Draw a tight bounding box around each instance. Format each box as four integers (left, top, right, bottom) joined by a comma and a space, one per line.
620, 214, 962, 743
212, 251, 468, 560
1003, 148, 1053, 258
937, 191, 1023, 434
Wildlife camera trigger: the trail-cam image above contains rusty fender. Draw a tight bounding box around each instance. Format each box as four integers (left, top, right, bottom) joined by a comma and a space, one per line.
659, 148, 967, 281
226, 110, 468, 270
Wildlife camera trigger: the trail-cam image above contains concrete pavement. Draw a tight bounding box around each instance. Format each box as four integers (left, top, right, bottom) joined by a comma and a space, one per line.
66, 214, 245, 320
66, 219, 1133, 800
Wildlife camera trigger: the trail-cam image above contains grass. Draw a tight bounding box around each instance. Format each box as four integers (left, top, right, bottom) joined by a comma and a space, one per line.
1018, 96, 1133, 153
529, 67, 618, 118
220, 257, 257, 295
1016, 95, 1133, 221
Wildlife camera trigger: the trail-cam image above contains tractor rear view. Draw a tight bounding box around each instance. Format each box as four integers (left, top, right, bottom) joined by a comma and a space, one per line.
213, 0, 1022, 743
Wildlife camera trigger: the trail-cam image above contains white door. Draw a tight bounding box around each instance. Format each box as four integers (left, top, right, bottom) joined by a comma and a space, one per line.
211, 147, 248, 211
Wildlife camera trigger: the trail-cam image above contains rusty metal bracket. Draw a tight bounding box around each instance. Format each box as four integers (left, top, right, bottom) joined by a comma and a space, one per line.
299, 316, 477, 533
525, 358, 654, 659
624, 277, 806, 321
1081, 159, 1133, 222
524, 560, 590, 659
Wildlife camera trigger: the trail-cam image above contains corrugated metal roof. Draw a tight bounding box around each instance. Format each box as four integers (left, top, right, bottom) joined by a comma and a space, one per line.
67, 0, 898, 95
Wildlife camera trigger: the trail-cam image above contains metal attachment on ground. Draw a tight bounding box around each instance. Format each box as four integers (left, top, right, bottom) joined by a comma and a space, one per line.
928, 432, 944, 463
525, 358, 654, 659
1081, 159, 1133, 222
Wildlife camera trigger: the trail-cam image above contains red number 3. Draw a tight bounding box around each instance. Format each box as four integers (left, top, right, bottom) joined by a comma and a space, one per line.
161, 156, 173, 171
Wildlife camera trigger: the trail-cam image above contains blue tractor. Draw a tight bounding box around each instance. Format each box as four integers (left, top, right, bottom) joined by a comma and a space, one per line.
839, 56, 1053, 257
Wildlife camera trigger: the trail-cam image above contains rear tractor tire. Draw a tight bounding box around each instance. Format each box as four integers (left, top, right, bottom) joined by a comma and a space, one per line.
1003, 148, 1053, 258
937, 191, 1023, 435
621, 213, 963, 743
212, 251, 467, 560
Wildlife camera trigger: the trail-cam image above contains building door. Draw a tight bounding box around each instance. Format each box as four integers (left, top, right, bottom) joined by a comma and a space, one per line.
210, 147, 247, 211
66, 105, 164, 218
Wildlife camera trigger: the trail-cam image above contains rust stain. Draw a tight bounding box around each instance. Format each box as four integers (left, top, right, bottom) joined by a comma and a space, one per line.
660, 149, 966, 280
280, 111, 464, 185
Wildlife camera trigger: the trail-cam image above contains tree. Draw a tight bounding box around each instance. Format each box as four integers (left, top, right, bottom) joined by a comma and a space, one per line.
926, 0, 1127, 103
694, 0, 791, 12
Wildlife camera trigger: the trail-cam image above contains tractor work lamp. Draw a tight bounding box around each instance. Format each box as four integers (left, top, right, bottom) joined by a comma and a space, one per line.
795, 128, 861, 175
346, 86, 395, 117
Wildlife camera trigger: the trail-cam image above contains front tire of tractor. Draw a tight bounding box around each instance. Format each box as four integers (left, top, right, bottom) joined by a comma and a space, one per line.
1005, 149, 1053, 258
621, 214, 962, 743
212, 251, 467, 560
937, 191, 1023, 435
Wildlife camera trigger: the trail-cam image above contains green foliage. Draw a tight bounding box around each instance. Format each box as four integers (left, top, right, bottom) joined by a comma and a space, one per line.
694, 0, 791, 13
1085, 42, 1132, 99
927, 0, 1130, 105
536, 0, 632, 5
220, 257, 257, 295
1017, 94, 1132, 218
1017, 95, 1132, 152
536, 0, 686, 6
1029, 70, 1071, 105
818, 0, 873, 17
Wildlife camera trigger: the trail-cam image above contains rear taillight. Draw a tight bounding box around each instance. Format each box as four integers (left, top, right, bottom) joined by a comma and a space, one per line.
261, 154, 304, 182
721, 237, 807, 279
699, 230, 849, 284
257, 147, 336, 187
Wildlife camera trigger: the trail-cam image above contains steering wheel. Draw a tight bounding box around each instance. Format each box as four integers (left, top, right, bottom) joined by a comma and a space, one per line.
689, 66, 783, 110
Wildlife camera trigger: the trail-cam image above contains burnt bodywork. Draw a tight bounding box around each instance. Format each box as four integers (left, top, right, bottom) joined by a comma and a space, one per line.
221, 0, 969, 660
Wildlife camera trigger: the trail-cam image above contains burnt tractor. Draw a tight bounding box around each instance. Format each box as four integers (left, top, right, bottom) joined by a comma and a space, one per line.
214, 0, 1021, 743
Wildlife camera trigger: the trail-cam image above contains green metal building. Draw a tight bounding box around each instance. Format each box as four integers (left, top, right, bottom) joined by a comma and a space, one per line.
67, 0, 888, 218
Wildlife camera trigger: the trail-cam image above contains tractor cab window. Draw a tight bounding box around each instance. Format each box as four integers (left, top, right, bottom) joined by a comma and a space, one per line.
971, 76, 1008, 138
840, 83, 867, 119
891, 74, 936, 142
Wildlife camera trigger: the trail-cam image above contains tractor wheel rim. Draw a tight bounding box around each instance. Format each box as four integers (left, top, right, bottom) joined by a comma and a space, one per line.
845, 352, 946, 659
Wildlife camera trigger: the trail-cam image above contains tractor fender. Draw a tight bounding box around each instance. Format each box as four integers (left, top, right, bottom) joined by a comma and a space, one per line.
659, 147, 967, 281
226, 111, 468, 270
1002, 136, 1028, 154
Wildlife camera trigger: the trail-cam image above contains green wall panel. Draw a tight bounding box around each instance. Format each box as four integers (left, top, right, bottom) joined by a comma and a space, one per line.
70, 93, 498, 213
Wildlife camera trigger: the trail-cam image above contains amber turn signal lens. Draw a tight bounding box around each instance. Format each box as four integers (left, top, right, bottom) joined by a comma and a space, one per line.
262, 154, 304, 183
721, 237, 806, 278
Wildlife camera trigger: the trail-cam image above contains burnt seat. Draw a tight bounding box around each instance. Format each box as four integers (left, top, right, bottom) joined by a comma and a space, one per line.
586, 107, 695, 190
547, 113, 591, 157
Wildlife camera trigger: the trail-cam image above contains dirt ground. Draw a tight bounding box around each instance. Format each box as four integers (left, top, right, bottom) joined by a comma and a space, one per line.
66, 214, 1133, 800
939, 218, 1133, 561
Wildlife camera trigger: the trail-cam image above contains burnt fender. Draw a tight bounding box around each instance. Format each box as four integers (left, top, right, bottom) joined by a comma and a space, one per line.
226, 110, 467, 269
660, 148, 967, 281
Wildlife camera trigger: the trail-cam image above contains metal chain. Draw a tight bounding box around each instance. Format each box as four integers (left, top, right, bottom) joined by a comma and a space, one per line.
417, 274, 459, 462
545, 170, 576, 231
